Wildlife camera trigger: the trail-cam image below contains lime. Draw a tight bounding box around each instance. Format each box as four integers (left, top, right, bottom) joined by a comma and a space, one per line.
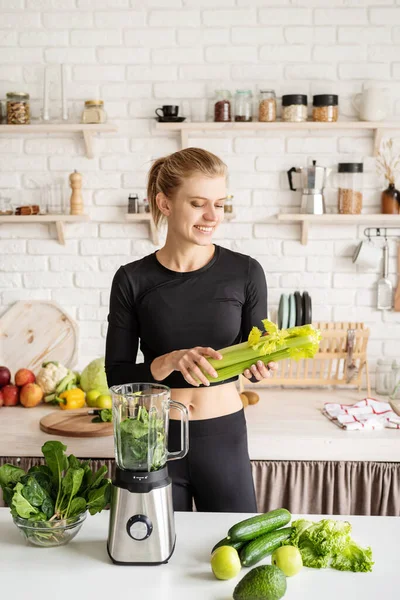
272, 545, 303, 577
211, 546, 241, 580
86, 389, 101, 407
95, 394, 112, 409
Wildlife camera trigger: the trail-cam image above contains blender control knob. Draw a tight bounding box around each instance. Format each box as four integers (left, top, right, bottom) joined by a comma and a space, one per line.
127, 514, 153, 541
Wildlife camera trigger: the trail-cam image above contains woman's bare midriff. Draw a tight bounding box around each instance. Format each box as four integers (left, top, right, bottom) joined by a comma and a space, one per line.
169, 381, 243, 421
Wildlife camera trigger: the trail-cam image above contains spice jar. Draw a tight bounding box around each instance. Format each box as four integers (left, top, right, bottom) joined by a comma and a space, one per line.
234, 90, 253, 122
282, 94, 308, 122
258, 90, 276, 122
6, 92, 30, 124
312, 94, 339, 122
81, 100, 107, 124
224, 194, 233, 214
337, 163, 364, 214
214, 90, 231, 122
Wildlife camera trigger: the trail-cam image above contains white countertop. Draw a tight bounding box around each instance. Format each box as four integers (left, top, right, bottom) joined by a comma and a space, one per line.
1, 388, 398, 462
0, 508, 395, 600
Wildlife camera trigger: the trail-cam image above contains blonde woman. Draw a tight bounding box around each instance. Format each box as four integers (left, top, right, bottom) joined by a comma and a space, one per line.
105, 148, 276, 512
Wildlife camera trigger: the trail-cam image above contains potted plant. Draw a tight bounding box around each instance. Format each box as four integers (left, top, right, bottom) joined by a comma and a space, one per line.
376, 138, 400, 214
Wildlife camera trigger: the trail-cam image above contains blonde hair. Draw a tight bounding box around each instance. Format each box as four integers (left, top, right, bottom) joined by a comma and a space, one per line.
147, 147, 227, 228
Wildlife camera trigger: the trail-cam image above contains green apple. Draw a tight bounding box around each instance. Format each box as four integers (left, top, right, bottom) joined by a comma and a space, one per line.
211, 546, 241, 580
86, 389, 101, 407
95, 394, 112, 409
271, 545, 303, 577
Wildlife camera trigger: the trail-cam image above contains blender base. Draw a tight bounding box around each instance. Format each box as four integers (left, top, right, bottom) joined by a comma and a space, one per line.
106, 536, 176, 566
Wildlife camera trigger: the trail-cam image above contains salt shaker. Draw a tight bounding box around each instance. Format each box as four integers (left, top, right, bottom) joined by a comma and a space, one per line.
69, 170, 84, 215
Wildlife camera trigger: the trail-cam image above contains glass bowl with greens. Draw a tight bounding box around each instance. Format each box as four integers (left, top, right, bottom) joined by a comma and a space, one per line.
13, 511, 87, 547
0, 440, 111, 548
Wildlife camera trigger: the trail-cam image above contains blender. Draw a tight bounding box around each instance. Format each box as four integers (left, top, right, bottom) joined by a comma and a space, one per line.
107, 383, 189, 565
287, 160, 331, 214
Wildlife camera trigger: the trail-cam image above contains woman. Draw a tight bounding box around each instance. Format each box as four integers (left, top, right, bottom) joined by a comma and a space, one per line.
105, 147, 277, 513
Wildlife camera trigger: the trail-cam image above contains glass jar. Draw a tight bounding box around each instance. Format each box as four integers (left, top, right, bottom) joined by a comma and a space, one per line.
214, 90, 231, 122
258, 90, 276, 122
81, 100, 107, 124
224, 194, 233, 214
312, 94, 339, 122
282, 94, 307, 122
376, 359, 398, 396
6, 92, 30, 124
234, 90, 253, 122
337, 163, 364, 214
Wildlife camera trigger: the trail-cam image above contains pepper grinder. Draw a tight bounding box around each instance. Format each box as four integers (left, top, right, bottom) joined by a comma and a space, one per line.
69, 170, 84, 215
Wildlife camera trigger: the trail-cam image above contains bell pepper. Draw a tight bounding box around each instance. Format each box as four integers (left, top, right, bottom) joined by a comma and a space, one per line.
57, 388, 86, 410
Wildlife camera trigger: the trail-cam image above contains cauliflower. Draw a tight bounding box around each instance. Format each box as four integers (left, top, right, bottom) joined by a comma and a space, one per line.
36, 361, 69, 395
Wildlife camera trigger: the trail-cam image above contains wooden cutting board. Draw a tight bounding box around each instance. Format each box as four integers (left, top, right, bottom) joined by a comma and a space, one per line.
0, 300, 78, 373
40, 411, 113, 438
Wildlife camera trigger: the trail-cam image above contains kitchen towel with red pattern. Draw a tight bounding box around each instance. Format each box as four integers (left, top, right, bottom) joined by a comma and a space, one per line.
322, 397, 400, 430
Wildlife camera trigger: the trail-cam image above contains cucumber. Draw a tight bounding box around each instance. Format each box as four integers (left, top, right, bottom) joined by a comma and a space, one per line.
211, 536, 245, 554
240, 527, 292, 567
227, 508, 291, 542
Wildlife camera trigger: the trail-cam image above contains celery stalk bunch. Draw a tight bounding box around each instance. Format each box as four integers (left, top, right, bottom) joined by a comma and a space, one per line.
205, 320, 321, 383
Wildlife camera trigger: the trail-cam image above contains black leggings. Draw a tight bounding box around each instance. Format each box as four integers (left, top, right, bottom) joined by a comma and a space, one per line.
167, 408, 257, 513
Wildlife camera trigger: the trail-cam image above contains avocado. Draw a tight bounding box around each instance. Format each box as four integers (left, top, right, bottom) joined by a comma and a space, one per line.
233, 565, 287, 600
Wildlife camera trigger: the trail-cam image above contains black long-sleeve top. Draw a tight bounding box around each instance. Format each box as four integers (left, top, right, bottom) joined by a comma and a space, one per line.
105, 244, 268, 389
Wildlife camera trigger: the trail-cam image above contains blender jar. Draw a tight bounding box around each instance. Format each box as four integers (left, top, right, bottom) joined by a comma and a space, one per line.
110, 383, 188, 472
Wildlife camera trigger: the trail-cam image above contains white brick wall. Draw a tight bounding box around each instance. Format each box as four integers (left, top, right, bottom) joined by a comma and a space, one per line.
0, 1, 400, 378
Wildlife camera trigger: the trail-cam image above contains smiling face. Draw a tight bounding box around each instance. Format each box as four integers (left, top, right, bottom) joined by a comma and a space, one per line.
157, 174, 226, 246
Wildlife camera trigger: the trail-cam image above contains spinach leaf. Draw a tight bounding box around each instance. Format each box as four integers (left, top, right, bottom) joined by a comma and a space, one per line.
119, 406, 166, 471
41, 441, 68, 512
87, 481, 111, 515
21, 476, 47, 507
67, 455, 81, 470
68, 496, 86, 518
89, 465, 108, 491
22, 470, 53, 497
61, 468, 84, 518
0, 464, 25, 490
11, 483, 40, 519
41, 495, 54, 519
3, 486, 14, 506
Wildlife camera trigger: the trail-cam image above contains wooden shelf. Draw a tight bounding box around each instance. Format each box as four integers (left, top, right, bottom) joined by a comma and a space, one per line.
0, 123, 117, 159
0, 214, 90, 245
277, 213, 400, 245
156, 120, 400, 155
125, 212, 236, 245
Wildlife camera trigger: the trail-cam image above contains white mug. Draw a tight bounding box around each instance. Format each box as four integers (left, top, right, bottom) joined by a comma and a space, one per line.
352, 239, 381, 268
352, 86, 390, 122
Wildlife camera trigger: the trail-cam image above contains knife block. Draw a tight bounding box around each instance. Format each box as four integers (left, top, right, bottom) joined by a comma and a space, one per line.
240, 321, 371, 396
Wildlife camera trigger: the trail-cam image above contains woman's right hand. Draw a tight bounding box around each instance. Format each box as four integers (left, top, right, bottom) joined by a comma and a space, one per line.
168, 346, 223, 387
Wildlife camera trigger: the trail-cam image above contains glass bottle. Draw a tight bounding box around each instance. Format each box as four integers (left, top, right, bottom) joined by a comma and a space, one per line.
214, 90, 231, 122
258, 90, 276, 122
381, 183, 400, 214
234, 90, 253, 122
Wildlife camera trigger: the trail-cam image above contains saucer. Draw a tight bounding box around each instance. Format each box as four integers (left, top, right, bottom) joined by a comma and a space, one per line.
156, 116, 186, 123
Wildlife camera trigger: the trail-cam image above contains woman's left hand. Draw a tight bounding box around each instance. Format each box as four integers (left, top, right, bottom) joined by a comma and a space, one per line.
242, 361, 278, 382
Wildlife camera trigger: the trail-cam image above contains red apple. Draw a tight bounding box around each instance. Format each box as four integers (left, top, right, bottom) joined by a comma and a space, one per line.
0, 366, 11, 388
15, 368, 36, 387
2, 384, 19, 406
20, 383, 43, 408
0, 390, 3, 407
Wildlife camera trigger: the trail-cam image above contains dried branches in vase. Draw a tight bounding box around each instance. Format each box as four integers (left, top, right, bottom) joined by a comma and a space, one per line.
376, 139, 400, 214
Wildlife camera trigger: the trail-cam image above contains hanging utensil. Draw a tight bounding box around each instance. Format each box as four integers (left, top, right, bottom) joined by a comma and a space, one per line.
377, 241, 393, 310
394, 241, 400, 312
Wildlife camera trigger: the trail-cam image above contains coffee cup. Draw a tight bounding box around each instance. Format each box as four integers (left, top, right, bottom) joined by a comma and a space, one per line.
352, 239, 381, 269
155, 105, 179, 119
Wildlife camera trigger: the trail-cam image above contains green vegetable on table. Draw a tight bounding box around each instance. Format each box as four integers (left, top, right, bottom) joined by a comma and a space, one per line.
120, 405, 166, 472
0, 441, 111, 545
204, 320, 321, 383
79, 357, 109, 395
36, 361, 80, 404
282, 518, 374, 573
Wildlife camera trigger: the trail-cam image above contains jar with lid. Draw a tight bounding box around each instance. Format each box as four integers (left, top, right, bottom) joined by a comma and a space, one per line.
234, 90, 253, 122
376, 359, 398, 396
312, 94, 339, 122
81, 100, 107, 124
282, 94, 307, 122
6, 92, 30, 124
337, 163, 363, 214
214, 90, 232, 123
258, 90, 276, 122
224, 194, 234, 214
390, 362, 400, 400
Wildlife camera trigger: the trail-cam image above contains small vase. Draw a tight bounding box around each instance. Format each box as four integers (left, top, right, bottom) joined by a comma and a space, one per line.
381, 183, 400, 214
